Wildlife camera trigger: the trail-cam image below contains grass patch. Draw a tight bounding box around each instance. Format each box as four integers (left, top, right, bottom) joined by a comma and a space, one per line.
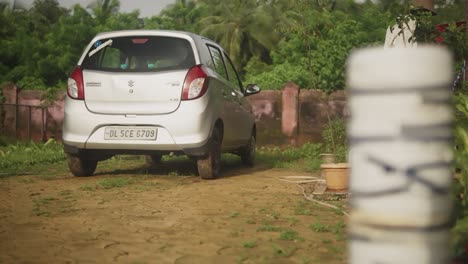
257, 143, 322, 171
1, 140, 325, 178
96, 177, 135, 189
0, 139, 65, 176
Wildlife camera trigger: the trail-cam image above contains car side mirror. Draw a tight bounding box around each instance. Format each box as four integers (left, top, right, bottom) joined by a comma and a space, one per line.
244, 84, 260, 96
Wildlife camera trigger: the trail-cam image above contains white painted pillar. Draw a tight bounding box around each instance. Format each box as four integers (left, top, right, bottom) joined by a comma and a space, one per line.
347, 46, 453, 264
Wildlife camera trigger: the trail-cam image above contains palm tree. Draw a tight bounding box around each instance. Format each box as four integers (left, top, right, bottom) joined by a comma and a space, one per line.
158, 0, 200, 31
197, 0, 277, 70
87, 0, 120, 23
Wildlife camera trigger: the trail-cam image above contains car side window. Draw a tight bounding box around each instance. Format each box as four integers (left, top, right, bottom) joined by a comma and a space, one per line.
223, 53, 243, 93
207, 46, 228, 80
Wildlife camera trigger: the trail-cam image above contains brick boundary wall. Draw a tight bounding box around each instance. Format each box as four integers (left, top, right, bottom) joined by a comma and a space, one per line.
1, 83, 347, 146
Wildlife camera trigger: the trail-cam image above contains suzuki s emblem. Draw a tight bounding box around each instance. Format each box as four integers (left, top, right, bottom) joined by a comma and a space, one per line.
128, 80, 135, 87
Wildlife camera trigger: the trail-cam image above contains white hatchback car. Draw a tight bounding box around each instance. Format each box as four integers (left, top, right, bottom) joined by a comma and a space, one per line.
63, 30, 260, 179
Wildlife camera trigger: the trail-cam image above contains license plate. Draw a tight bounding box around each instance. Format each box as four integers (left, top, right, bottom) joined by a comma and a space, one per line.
104, 127, 157, 140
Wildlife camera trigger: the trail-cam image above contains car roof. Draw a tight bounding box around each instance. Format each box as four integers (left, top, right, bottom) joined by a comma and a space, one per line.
94, 30, 201, 40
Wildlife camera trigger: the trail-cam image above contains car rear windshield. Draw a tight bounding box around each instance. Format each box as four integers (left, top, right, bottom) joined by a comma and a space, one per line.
81, 36, 196, 72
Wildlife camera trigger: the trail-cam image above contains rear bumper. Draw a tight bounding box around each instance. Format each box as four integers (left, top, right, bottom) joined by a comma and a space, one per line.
63, 138, 211, 158
62, 95, 216, 157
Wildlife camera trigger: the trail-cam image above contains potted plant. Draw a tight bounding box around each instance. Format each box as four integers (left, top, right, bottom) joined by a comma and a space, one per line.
320, 114, 348, 191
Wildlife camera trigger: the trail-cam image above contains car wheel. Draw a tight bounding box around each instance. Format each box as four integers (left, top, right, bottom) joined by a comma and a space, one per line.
66, 154, 97, 177
197, 127, 222, 179
241, 132, 256, 167
145, 154, 162, 167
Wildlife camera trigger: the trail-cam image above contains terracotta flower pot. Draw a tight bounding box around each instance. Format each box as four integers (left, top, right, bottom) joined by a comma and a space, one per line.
320, 163, 349, 190
320, 153, 336, 164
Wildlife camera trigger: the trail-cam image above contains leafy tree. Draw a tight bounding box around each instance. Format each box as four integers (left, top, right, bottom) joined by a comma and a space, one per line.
245, 0, 383, 91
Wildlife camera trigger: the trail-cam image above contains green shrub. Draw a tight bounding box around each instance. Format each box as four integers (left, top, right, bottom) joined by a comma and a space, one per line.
244, 62, 311, 90
452, 94, 468, 257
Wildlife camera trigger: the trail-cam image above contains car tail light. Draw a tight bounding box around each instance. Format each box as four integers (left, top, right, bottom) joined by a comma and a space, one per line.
181, 65, 208, 100
67, 67, 84, 100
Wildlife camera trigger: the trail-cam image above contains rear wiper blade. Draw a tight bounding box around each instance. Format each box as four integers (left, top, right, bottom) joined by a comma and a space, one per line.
88, 39, 113, 57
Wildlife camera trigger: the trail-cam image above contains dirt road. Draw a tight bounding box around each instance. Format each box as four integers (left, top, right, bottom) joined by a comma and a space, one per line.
0, 158, 346, 264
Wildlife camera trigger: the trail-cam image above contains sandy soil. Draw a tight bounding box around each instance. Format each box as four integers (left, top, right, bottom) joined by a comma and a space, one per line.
0, 159, 346, 264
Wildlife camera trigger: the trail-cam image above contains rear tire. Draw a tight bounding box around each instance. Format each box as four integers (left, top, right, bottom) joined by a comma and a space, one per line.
66, 154, 97, 177
241, 132, 256, 167
145, 154, 162, 167
197, 127, 222, 179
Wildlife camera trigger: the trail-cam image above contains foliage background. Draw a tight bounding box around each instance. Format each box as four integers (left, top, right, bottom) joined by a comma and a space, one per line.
0, 0, 465, 94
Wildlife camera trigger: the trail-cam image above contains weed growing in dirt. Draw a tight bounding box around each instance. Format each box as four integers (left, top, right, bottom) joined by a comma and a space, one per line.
327, 245, 345, 259
294, 201, 314, 216
288, 217, 298, 226
272, 244, 297, 257
236, 255, 248, 264
243, 240, 257, 248
16, 177, 35, 183
245, 217, 256, 224
79, 184, 94, 191
332, 220, 346, 241
257, 223, 282, 232
59, 190, 73, 197
229, 211, 240, 218
258, 208, 281, 220
310, 221, 331, 233
32, 197, 56, 217
279, 230, 303, 241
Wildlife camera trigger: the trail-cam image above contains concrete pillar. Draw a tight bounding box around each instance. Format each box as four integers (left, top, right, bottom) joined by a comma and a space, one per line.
2, 85, 18, 137
347, 46, 453, 263
281, 82, 299, 144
